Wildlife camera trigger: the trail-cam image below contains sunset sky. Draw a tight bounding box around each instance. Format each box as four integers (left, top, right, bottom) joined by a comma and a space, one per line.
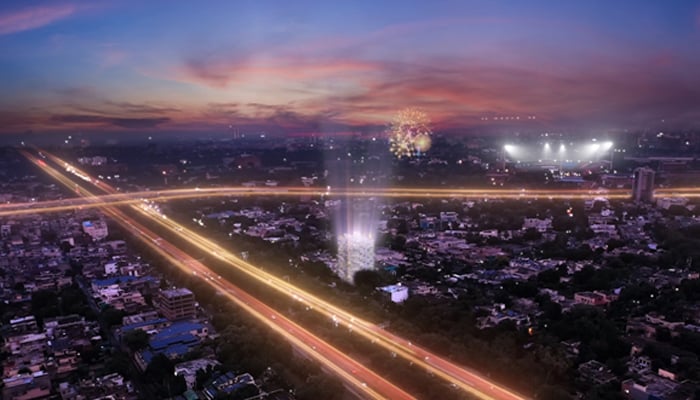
1, 0, 699, 136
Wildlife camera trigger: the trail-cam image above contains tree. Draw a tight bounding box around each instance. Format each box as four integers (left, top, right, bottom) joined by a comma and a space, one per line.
390, 235, 407, 251
59, 285, 92, 317
353, 269, 383, 294
538, 297, 562, 321
537, 269, 562, 287
31, 289, 60, 323
301, 261, 334, 280
667, 204, 690, 216
538, 385, 572, 400
145, 353, 174, 380
106, 351, 132, 376
145, 353, 186, 396
40, 230, 58, 243
502, 280, 538, 298
123, 329, 150, 352
196, 365, 216, 390
522, 228, 543, 241
100, 307, 126, 328
296, 374, 344, 400
60, 241, 73, 253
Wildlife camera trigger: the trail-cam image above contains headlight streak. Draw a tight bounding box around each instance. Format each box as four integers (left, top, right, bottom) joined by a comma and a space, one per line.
5, 186, 692, 217
20, 149, 414, 400
20, 147, 700, 400
34, 149, 527, 400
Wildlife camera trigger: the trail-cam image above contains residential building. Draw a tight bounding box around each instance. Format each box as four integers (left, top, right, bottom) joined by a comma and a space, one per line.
574, 291, 613, 306
2, 371, 51, 400
202, 372, 258, 400
633, 167, 655, 203
82, 220, 109, 241
158, 288, 196, 321
379, 284, 409, 303
175, 358, 221, 390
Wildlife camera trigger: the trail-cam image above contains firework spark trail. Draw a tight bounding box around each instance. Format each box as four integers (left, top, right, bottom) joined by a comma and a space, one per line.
388, 108, 432, 158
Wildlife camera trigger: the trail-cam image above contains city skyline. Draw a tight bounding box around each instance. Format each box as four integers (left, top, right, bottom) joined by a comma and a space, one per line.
1, 1, 700, 136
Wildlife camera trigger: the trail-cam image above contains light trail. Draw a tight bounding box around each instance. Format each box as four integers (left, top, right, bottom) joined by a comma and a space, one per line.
25, 148, 700, 400
34, 149, 530, 400
9, 184, 700, 217
21, 150, 415, 400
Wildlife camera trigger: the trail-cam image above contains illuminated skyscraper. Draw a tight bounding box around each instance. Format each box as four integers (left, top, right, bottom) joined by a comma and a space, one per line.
337, 233, 375, 283
633, 167, 655, 203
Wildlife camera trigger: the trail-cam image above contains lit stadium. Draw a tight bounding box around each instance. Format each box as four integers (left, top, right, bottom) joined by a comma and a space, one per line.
500, 139, 616, 176
502, 139, 614, 166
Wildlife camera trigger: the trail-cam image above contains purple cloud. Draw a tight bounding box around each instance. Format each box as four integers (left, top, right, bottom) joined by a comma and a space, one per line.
51, 114, 170, 129
0, 4, 76, 35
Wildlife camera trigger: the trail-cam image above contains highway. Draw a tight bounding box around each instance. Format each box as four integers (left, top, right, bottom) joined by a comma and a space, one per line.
23, 149, 700, 400
21, 149, 415, 400
3, 183, 700, 217
31, 148, 531, 400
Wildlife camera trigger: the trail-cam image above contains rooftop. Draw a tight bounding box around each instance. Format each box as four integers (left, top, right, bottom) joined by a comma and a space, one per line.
161, 287, 194, 298
380, 284, 408, 294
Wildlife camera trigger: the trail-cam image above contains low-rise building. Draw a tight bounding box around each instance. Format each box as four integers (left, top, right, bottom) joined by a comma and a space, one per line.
202, 372, 258, 400
82, 220, 108, 242
579, 360, 617, 385
174, 358, 221, 390
379, 284, 409, 303
574, 291, 613, 306
2, 371, 51, 400
134, 321, 209, 371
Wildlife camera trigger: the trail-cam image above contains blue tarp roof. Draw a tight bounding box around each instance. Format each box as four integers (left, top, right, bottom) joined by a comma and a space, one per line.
92, 275, 158, 287
92, 276, 138, 287
140, 321, 205, 365
122, 318, 169, 332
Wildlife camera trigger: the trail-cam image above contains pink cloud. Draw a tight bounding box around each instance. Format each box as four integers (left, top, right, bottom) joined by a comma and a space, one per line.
0, 4, 76, 35
181, 57, 379, 88
100, 48, 128, 68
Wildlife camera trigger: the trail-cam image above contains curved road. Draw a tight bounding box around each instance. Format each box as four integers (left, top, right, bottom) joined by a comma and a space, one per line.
22, 150, 415, 400
32, 148, 530, 400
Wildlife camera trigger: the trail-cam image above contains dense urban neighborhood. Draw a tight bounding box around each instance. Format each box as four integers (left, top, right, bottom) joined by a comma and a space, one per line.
1, 134, 700, 399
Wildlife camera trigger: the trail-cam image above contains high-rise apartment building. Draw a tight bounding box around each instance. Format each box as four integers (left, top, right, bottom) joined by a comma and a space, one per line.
158, 288, 196, 321
632, 167, 655, 203
337, 233, 375, 283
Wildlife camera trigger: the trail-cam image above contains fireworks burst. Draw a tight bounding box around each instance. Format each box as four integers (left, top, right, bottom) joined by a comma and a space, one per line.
387, 108, 433, 158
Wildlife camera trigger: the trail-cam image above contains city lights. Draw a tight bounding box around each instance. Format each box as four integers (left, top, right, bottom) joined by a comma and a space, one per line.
4, 2, 700, 400
22, 149, 413, 400
31, 148, 532, 400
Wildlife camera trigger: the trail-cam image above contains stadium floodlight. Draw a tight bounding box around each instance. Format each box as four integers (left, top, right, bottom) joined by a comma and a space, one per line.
581, 143, 601, 159
504, 144, 516, 153
559, 143, 566, 152
602, 141, 613, 151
